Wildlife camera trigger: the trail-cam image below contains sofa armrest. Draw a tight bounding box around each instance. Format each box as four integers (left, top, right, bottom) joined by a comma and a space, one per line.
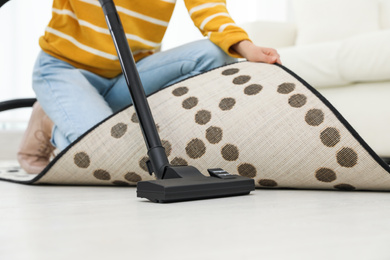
240, 21, 297, 49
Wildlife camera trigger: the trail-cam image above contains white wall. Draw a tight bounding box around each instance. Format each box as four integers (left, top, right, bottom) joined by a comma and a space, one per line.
0, 0, 53, 99
0, 0, 288, 124
0, 0, 52, 126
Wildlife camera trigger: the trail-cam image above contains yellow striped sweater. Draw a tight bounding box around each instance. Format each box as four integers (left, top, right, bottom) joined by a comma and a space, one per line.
40, 0, 250, 78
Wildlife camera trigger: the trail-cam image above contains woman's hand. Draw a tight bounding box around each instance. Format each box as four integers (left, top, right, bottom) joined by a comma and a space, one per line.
232, 40, 282, 64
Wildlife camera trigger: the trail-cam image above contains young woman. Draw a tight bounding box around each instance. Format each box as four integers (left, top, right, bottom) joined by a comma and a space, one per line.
18, 0, 281, 174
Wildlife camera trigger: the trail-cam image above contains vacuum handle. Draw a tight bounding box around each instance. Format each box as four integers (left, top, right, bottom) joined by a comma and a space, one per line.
0, 0, 10, 8
99, 0, 169, 178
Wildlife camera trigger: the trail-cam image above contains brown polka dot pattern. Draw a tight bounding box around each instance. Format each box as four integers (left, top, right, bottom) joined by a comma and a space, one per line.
276, 80, 352, 188
74, 152, 90, 168
205, 126, 223, 144
111, 123, 127, 138
186, 138, 206, 159
277, 83, 295, 94
182, 97, 198, 110
259, 179, 278, 187
139, 156, 149, 172
315, 168, 337, 182
334, 184, 356, 191
244, 84, 263, 95
49, 63, 375, 191
195, 110, 211, 125
320, 127, 340, 147
125, 172, 142, 182
93, 169, 111, 181
337, 147, 358, 168
219, 98, 236, 111
131, 112, 139, 123
222, 68, 239, 75
112, 180, 130, 186
305, 109, 324, 126
20, 62, 385, 192
233, 75, 251, 85
288, 94, 307, 108
162, 139, 172, 157
172, 86, 189, 96
237, 163, 257, 178
170, 157, 188, 166
221, 144, 239, 161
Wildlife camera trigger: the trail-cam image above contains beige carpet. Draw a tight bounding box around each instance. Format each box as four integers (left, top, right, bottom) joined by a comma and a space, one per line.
1, 61, 389, 190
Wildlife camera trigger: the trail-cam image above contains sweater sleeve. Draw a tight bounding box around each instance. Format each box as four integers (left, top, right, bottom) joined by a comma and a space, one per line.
184, 0, 251, 58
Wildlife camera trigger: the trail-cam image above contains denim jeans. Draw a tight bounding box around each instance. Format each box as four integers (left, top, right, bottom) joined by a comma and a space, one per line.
33, 39, 236, 151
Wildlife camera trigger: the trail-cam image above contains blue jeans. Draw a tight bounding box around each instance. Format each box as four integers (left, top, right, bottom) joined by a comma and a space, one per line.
33, 39, 236, 151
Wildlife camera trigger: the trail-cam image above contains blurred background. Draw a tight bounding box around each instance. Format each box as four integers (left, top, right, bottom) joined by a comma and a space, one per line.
1, 0, 389, 157
0, 0, 289, 127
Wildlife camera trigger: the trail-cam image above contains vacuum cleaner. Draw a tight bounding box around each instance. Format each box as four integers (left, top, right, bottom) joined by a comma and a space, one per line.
98, 0, 255, 202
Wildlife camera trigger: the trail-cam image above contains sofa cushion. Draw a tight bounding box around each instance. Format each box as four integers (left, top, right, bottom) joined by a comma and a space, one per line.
240, 21, 297, 49
338, 30, 390, 82
380, 0, 390, 29
293, 0, 380, 45
278, 41, 349, 88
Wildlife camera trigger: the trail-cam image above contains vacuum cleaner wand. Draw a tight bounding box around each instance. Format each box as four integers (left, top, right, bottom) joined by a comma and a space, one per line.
99, 0, 169, 180
99, 0, 255, 202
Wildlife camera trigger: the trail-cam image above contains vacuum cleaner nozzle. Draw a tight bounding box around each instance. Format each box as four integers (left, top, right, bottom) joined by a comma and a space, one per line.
137, 166, 255, 203
99, 0, 255, 203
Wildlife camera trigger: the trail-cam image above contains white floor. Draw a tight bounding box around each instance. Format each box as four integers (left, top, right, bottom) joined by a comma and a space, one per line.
1, 181, 390, 260
1, 131, 390, 260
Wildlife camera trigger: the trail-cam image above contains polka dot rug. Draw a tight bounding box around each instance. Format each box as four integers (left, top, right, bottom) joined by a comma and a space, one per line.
1, 62, 389, 190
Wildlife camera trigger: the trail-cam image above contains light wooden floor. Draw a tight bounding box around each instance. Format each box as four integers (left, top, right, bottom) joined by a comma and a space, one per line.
1, 131, 390, 260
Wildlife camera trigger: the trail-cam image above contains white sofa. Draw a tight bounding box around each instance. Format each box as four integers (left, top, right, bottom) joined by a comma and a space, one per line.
241, 0, 390, 157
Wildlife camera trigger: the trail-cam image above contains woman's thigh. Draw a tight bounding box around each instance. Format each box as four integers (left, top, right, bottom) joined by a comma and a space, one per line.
104, 39, 237, 112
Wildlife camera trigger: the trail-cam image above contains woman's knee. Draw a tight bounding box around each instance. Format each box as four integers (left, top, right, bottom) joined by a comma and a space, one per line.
193, 40, 237, 71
